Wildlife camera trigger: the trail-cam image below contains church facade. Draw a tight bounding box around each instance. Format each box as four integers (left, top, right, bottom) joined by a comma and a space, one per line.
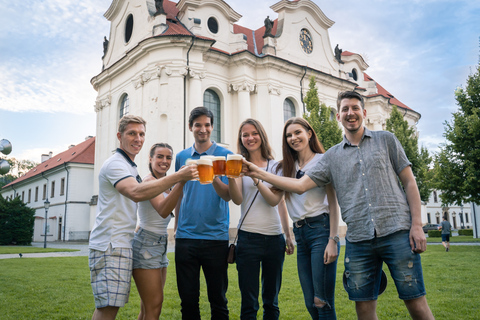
90, 0, 421, 233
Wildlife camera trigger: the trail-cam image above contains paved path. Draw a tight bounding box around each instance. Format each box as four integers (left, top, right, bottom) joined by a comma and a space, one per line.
1, 240, 479, 260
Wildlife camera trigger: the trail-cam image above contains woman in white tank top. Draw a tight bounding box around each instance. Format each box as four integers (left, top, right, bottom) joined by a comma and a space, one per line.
228, 119, 294, 319
132, 143, 186, 319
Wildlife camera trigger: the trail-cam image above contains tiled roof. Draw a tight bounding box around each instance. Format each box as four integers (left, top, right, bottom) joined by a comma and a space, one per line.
363, 73, 412, 111
341, 51, 355, 56
2, 137, 95, 188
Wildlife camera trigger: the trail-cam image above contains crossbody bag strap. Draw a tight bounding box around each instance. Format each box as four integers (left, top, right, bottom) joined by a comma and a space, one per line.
232, 160, 269, 245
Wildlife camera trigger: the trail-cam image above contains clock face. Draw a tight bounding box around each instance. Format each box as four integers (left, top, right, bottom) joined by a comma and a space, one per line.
299, 29, 313, 54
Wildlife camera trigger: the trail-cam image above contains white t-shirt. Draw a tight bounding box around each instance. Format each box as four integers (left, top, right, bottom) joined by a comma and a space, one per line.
238, 160, 282, 235
89, 150, 139, 251
286, 153, 330, 222
138, 191, 172, 235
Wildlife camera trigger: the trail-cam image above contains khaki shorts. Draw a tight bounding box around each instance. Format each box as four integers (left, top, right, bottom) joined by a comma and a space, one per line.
89, 244, 133, 308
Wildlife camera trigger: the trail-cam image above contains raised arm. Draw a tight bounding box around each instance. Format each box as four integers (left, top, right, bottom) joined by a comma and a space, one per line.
115, 164, 197, 202
144, 175, 185, 219
324, 184, 339, 264
252, 177, 284, 207
212, 176, 231, 202
228, 177, 243, 205
399, 165, 426, 253
243, 159, 317, 194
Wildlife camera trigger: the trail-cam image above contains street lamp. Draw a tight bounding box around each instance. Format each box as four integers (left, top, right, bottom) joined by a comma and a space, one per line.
0, 139, 12, 175
44, 199, 50, 248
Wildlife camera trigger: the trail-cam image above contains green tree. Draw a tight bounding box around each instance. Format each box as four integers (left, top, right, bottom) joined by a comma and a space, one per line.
386, 105, 433, 202
434, 63, 480, 205
0, 195, 35, 245
303, 76, 343, 150
0, 157, 37, 187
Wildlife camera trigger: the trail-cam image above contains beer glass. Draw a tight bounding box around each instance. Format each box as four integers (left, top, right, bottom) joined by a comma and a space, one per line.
185, 159, 199, 181
226, 154, 243, 178
213, 156, 226, 176
197, 158, 214, 184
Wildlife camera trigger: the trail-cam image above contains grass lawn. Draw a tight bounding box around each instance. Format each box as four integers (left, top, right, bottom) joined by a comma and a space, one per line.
0, 246, 78, 254
427, 235, 480, 243
0, 245, 479, 319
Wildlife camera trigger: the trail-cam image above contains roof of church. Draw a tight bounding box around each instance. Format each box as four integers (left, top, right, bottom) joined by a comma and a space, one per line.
2, 137, 95, 188
363, 73, 412, 111
150, 1, 415, 113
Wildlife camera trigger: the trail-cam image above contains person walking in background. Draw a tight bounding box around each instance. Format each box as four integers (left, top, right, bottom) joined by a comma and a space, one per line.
133, 143, 186, 320
440, 216, 452, 252
89, 115, 197, 320
275, 117, 339, 319
228, 118, 294, 319
242, 91, 434, 320
174, 106, 232, 319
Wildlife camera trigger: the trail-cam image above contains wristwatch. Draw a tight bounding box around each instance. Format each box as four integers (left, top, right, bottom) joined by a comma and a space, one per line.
329, 235, 339, 244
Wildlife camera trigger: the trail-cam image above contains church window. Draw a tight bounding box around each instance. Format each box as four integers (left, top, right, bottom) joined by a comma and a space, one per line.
120, 94, 129, 118
203, 89, 221, 142
352, 69, 358, 81
125, 14, 134, 43
283, 98, 295, 122
207, 17, 218, 34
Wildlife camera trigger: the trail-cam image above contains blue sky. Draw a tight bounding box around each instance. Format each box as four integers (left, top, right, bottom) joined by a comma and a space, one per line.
1, 0, 479, 162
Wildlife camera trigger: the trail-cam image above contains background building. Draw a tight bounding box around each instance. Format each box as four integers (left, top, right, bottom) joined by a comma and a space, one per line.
1, 137, 95, 242
90, 0, 421, 236
423, 189, 472, 230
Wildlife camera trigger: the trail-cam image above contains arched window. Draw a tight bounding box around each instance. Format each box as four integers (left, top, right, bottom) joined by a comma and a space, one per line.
120, 94, 129, 118
433, 190, 438, 203
283, 98, 295, 122
203, 89, 221, 143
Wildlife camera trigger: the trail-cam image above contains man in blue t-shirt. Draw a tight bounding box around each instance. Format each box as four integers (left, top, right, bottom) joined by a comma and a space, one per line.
175, 106, 232, 319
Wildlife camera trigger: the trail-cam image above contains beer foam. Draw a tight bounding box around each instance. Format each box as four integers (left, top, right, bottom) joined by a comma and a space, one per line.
185, 159, 197, 165
213, 156, 226, 161
200, 155, 215, 161
197, 158, 213, 166
227, 154, 243, 161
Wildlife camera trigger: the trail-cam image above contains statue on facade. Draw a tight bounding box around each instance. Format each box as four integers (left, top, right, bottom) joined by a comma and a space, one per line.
102, 36, 109, 59
263, 16, 274, 38
155, 0, 166, 16
334, 44, 343, 63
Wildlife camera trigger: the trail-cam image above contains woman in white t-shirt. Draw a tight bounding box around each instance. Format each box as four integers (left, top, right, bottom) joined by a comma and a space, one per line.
132, 143, 185, 320
276, 117, 340, 319
228, 118, 294, 319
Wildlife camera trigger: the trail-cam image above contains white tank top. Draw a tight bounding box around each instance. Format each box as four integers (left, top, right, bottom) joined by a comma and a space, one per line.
137, 192, 172, 235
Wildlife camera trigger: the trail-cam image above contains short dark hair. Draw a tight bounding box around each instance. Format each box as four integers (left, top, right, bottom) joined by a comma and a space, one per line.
189, 106, 214, 127
336, 91, 365, 111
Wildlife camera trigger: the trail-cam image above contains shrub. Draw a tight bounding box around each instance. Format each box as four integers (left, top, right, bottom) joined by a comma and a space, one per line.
428, 230, 442, 238
459, 229, 473, 236
0, 195, 35, 245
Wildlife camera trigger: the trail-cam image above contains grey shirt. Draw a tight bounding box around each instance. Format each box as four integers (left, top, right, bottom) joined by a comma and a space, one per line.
307, 128, 412, 242
441, 220, 452, 234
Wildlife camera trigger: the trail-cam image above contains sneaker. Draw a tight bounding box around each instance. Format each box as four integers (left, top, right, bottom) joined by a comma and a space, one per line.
446, 247, 449, 252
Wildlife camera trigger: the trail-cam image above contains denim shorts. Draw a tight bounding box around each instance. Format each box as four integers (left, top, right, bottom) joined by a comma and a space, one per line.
344, 230, 426, 301
132, 227, 169, 269
441, 234, 450, 242
89, 244, 133, 308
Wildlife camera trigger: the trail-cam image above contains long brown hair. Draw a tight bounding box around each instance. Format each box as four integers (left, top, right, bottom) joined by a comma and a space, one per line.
276, 117, 325, 198
237, 118, 274, 161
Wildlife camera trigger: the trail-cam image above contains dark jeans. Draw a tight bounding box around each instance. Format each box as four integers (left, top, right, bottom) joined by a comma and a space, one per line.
293, 214, 339, 320
175, 238, 229, 320
236, 230, 286, 320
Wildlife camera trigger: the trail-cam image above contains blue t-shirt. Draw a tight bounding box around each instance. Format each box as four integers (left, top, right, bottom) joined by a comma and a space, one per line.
175, 142, 232, 240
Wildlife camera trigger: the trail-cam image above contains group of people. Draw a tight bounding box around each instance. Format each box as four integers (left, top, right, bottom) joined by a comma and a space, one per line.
88, 91, 435, 320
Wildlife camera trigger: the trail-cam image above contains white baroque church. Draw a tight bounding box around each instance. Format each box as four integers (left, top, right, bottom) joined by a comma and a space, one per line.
90, 0, 421, 236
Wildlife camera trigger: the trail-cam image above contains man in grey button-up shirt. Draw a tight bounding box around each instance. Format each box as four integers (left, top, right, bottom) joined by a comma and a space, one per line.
244, 91, 434, 319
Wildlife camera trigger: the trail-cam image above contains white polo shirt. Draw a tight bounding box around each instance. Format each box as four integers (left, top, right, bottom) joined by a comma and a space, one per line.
89, 149, 140, 251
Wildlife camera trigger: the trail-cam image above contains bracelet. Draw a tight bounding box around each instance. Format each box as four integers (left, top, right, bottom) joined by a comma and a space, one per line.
254, 179, 260, 186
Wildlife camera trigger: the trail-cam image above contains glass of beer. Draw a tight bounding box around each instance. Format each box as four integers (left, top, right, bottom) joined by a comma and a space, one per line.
197, 158, 214, 184
226, 154, 243, 178
185, 159, 199, 180
213, 156, 226, 176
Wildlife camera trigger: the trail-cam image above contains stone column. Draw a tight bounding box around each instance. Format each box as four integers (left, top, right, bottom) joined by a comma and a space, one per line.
188, 68, 206, 109
229, 81, 256, 128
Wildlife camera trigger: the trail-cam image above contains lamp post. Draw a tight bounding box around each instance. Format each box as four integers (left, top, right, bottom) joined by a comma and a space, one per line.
44, 199, 50, 248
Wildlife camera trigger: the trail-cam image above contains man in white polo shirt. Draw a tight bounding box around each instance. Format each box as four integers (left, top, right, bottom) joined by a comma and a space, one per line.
89, 115, 197, 320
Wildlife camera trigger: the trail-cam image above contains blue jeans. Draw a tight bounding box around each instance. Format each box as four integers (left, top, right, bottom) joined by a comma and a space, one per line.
293, 214, 339, 320
175, 238, 229, 320
236, 230, 286, 320
344, 230, 426, 301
